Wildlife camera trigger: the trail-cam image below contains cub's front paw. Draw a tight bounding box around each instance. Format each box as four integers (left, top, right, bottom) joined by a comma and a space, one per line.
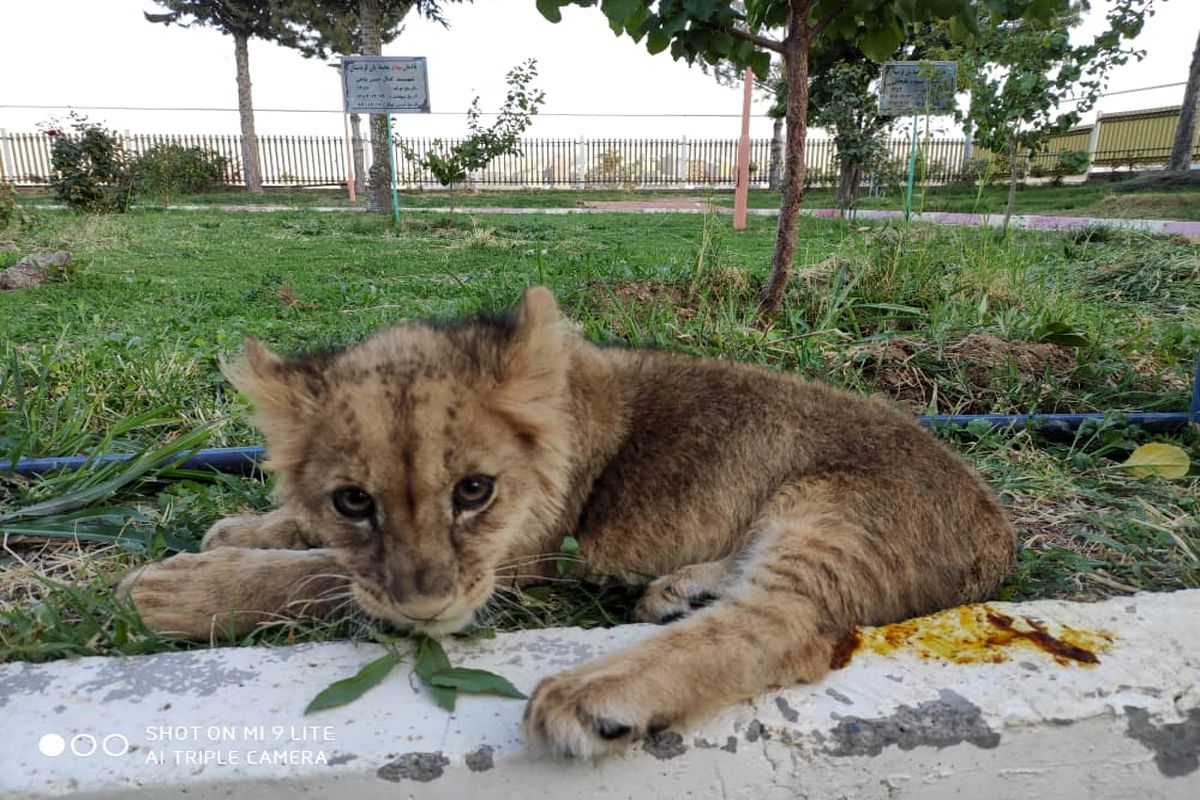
524, 666, 674, 759
118, 548, 260, 639
200, 510, 309, 551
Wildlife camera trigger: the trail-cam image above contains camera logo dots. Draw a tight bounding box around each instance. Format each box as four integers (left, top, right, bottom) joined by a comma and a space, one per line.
38, 734, 66, 758
38, 733, 129, 758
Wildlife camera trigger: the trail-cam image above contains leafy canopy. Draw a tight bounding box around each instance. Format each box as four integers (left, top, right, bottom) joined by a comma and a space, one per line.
536, 0, 1076, 76
963, 0, 1151, 154
274, 1, 463, 59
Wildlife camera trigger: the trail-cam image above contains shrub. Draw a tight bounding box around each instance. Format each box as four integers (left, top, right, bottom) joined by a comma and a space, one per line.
44, 114, 135, 213
402, 59, 545, 190
956, 157, 993, 185
0, 181, 15, 229
133, 144, 228, 199
1051, 149, 1090, 185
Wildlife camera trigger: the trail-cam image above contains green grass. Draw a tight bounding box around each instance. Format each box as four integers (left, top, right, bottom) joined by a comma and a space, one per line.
0, 206, 1197, 663
16, 179, 1200, 219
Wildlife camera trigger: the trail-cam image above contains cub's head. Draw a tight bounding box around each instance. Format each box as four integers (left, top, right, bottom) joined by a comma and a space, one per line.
225, 287, 572, 634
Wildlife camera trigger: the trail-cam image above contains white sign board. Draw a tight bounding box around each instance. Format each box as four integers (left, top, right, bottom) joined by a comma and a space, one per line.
341, 56, 430, 114
878, 61, 957, 116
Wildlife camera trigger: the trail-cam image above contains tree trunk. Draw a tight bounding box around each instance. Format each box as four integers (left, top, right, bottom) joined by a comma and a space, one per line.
757, 2, 810, 322
233, 32, 263, 193
359, 0, 391, 211
350, 113, 367, 197
768, 116, 784, 190
1167, 28, 1200, 174
835, 160, 862, 211
1003, 133, 1019, 233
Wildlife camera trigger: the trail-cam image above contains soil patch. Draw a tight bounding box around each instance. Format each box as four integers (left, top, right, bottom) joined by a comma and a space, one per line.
1084, 192, 1200, 221
842, 334, 1077, 412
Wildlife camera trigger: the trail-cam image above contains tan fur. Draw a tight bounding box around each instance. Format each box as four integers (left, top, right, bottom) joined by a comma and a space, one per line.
121, 286, 1015, 757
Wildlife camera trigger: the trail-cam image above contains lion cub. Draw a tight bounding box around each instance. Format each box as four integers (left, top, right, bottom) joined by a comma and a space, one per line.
124, 286, 1014, 758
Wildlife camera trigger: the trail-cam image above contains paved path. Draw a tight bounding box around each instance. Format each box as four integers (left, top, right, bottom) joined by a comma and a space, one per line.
154, 203, 1200, 237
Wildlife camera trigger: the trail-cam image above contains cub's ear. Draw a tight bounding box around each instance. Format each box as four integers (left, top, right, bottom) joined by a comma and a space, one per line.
506, 286, 563, 383
220, 339, 316, 456
517, 285, 559, 334
494, 286, 567, 428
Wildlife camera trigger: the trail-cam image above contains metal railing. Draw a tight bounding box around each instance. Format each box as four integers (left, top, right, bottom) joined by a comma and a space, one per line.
2, 105, 1196, 190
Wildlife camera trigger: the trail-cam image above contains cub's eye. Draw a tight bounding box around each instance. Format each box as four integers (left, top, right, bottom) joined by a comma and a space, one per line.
452, 475, 495, 512
331, 487, 374, 519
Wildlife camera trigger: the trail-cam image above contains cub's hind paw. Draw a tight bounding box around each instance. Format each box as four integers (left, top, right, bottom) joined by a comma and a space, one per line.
632, 560, 728, 624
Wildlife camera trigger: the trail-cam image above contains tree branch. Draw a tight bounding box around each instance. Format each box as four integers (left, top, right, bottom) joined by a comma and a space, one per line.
810, 1, 849, 38
728, 25, 785, 54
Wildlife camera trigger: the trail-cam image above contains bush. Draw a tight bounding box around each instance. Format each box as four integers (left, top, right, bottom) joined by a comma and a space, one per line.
0, 182, 14, 229
44, 114, 135, 213
1051, 149, 1090, 185
133, 144, 228, 199
956, 157, 994, 185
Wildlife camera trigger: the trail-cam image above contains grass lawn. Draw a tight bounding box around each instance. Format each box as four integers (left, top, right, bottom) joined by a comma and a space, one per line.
16, 179, 1200, 220
0, 207, 1197, 664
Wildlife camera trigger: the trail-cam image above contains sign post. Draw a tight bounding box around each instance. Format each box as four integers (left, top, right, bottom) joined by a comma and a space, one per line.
878, 61, 957, 221
340, 56, 430, 222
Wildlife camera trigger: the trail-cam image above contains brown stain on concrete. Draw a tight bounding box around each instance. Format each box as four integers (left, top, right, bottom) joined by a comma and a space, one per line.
831, 604, 1113, 669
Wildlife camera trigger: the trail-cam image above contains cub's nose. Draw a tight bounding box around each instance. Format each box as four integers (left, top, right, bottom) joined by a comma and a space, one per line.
396, 595, 455, 622
386, 563, 456, 613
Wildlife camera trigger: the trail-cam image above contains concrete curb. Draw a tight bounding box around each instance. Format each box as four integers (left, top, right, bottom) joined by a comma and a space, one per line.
3, 591, 1199, 799
42, 202, 1200, 236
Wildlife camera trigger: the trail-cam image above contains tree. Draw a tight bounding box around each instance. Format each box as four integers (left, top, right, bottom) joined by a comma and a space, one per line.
274, 1, 459, 202
1166, 27, 1200, 174
402, 59, 545, 208
146, 1, 292, 193
808, 25, 956, 210
963, 1, 1150, 231
536, 0, 1081, 321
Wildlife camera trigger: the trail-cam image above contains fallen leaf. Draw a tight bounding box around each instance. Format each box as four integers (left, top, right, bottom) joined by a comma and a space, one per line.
1116, 443, 1190, 479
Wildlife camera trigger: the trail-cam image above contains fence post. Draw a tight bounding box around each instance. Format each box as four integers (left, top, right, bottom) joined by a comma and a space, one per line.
1087, 110, 1103, 174
677, 135, 689, 188
574, 137, 585, 188
0, 129, 11, 183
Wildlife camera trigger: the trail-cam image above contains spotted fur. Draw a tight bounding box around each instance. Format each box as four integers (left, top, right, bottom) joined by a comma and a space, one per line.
122, 286, 1015, 758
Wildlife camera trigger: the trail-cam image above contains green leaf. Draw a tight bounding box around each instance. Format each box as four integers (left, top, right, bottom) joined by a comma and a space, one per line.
557, 535, 580, 576
535, 0, 562, 23
413, 635, 458, 710
428, 667, 527, 699
304, 650, 400, 714
601, 0, 640, 23
646, 27, 670, 54
682, 0, 721, 21
925, 0, 962, 17
428, 683, 457, 711
1115, 443, 1190, 480
860, 21, 903, 63
414, 635, 451, 680
893, 0, 919, 21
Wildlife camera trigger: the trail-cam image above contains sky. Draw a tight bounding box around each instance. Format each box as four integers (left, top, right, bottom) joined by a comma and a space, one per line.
0, 0, 1195, 142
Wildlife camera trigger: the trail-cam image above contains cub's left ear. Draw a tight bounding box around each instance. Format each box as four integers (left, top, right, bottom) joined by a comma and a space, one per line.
496, 286, 567, 425
507, 285, 563, 381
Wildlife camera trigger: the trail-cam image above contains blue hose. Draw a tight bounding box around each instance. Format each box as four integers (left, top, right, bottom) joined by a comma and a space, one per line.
5, 354, 1198, 478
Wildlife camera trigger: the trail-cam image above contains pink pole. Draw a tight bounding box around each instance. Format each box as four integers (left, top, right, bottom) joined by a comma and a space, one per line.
733, 67, 753, 230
